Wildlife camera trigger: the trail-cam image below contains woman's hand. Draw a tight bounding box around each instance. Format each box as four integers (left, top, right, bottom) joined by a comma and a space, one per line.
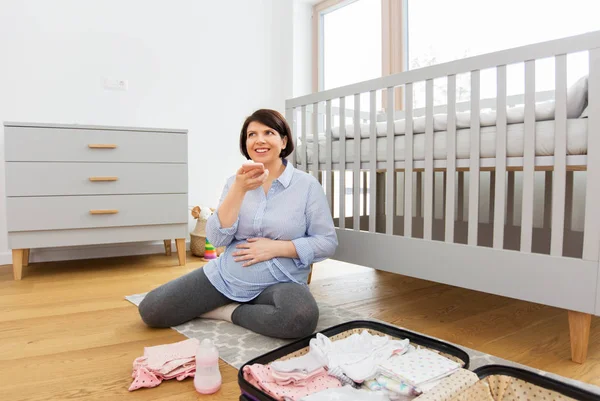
233, 164, 269, 193
232, 238, 276, 267
232, 238, 299, 267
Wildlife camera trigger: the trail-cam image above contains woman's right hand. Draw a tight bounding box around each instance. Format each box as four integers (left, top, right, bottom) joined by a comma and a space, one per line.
233, 163, 269, 193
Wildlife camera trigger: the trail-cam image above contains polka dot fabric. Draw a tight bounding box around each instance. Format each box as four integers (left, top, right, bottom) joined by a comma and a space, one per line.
414, 368, 479, 401
379, 348, 461, 387
129, 367, 162, 391
484, 375, 578, 401
449, 380, 495, 401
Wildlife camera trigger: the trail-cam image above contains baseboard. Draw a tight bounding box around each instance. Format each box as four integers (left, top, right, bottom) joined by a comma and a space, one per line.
0, 240, 191, 266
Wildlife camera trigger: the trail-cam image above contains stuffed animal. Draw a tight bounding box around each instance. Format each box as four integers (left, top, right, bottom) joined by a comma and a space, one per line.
190, 205, 213, 237
190, 206, 225, 258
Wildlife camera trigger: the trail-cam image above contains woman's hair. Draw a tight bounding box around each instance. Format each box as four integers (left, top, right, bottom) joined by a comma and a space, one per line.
239, 109, 294, 160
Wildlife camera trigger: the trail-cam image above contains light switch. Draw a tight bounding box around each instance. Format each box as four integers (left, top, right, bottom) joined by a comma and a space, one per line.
103, 78, 128, 91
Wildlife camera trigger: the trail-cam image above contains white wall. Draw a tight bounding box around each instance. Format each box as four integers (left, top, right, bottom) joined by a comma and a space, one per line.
293, 0, 314, 97
0, 0, 293, 264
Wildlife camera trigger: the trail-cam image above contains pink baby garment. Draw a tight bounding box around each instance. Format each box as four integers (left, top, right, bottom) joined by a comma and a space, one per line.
129, 338, 199, 391
243, 363, 342, 401
271, 367, 329, 386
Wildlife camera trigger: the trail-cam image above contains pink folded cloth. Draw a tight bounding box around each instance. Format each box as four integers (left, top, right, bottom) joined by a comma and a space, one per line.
271, 367, 328, 386
129, 338, 199, 391
243, 364, 342, 401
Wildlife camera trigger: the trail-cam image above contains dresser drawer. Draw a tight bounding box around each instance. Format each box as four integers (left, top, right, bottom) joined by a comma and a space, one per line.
4, 126, 187, 163
7, 194, 188, 232
6, 162, 188, 196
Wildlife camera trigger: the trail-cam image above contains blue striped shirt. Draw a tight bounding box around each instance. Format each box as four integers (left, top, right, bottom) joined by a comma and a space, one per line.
203, 159, 338, 302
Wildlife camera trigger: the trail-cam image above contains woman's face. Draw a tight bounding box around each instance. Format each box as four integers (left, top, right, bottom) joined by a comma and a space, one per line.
246, 121, 287, 164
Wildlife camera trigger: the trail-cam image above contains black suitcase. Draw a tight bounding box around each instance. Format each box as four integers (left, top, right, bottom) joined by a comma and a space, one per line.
238, 319, 470, 401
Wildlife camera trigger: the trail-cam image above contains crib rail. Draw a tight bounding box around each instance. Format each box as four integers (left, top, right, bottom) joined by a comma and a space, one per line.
285, 30, 600, 266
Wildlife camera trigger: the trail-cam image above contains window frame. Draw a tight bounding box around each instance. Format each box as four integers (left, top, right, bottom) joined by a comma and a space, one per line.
312, 0, 407, 107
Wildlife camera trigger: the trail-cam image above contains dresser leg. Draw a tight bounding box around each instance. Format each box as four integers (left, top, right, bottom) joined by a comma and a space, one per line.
163, 240, 172, 256
12, 249, 24, 280
23, 249, 30, 267
175, 238, 186, 266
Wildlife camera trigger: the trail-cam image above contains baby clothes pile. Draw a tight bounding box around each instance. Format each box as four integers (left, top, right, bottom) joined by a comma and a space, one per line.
243, 330, 477, 401
128, 338, 198, 391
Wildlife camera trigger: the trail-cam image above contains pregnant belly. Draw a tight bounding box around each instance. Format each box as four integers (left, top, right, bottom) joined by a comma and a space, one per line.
220, 247, 279, 285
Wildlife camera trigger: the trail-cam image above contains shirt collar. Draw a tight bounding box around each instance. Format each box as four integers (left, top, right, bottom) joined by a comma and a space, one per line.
275, 158, 294, 188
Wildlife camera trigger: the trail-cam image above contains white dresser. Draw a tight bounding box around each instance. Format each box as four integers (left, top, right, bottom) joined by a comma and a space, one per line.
3, 121, 189, 280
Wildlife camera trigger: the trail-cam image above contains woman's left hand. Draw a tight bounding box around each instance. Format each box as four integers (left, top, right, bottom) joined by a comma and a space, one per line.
233, 238, 276, 267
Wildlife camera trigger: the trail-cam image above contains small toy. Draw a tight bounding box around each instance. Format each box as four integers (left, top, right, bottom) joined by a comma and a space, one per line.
203, 238, 218, 260
190, 206, 225, 258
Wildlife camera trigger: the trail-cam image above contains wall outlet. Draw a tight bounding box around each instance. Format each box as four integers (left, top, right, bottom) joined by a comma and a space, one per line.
103, 77, 128, 91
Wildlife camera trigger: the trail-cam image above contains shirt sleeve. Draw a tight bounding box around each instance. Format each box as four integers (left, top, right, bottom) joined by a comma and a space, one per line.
206, 177, 239, 248
291, 179, 338, 268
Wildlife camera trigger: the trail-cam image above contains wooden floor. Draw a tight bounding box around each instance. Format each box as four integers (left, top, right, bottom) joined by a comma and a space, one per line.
1, 252, 599, 400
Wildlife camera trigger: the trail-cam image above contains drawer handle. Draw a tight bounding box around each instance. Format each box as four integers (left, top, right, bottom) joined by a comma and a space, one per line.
88, 144, 117, 149
90, 209, 119, 215
89, 176, 118, 182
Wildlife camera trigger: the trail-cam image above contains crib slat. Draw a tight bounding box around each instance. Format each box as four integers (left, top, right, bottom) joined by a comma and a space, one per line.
550, 55, 567, 256
493, 65, 507, 249
520, 60, 535, 253
369, 90, 377, 233
325, 100, 333, 213
353, 93, 361, 230
583, 48, 600, 261
468, 70, 481, 246
301, 105, 308, 173
312, 103, 319, 179
445, 75, 457, 243
424, 79, 434, 240
339, 97, 346, 229
386, 87, 395, 235
404, 83, 414, 238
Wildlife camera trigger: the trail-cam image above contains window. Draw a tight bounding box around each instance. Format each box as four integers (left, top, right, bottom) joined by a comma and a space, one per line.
314, 0, 600, 108
407, 0, 600, 107
322, 0, 381, 91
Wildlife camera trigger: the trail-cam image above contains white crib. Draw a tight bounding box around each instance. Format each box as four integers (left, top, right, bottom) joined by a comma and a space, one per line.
285, 31, 600, 363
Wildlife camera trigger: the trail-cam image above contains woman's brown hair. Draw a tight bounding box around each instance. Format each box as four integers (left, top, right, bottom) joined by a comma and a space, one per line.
239, 109, 294, 160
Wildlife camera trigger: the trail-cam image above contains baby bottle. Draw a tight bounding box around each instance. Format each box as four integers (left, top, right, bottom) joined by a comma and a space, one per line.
194, 338, 222, 394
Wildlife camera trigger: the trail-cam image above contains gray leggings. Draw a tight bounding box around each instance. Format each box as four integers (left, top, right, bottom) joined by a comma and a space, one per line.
138, 267, 319, 339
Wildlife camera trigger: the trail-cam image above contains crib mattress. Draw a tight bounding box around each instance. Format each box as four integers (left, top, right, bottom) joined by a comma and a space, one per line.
296, 118, 587, 166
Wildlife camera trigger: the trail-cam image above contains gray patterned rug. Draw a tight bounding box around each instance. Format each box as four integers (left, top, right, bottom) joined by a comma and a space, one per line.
125, 292, 600, 395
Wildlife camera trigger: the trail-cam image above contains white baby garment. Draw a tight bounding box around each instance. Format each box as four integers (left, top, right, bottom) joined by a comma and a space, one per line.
309, 330, 410, 382
271, 352, 324, 374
